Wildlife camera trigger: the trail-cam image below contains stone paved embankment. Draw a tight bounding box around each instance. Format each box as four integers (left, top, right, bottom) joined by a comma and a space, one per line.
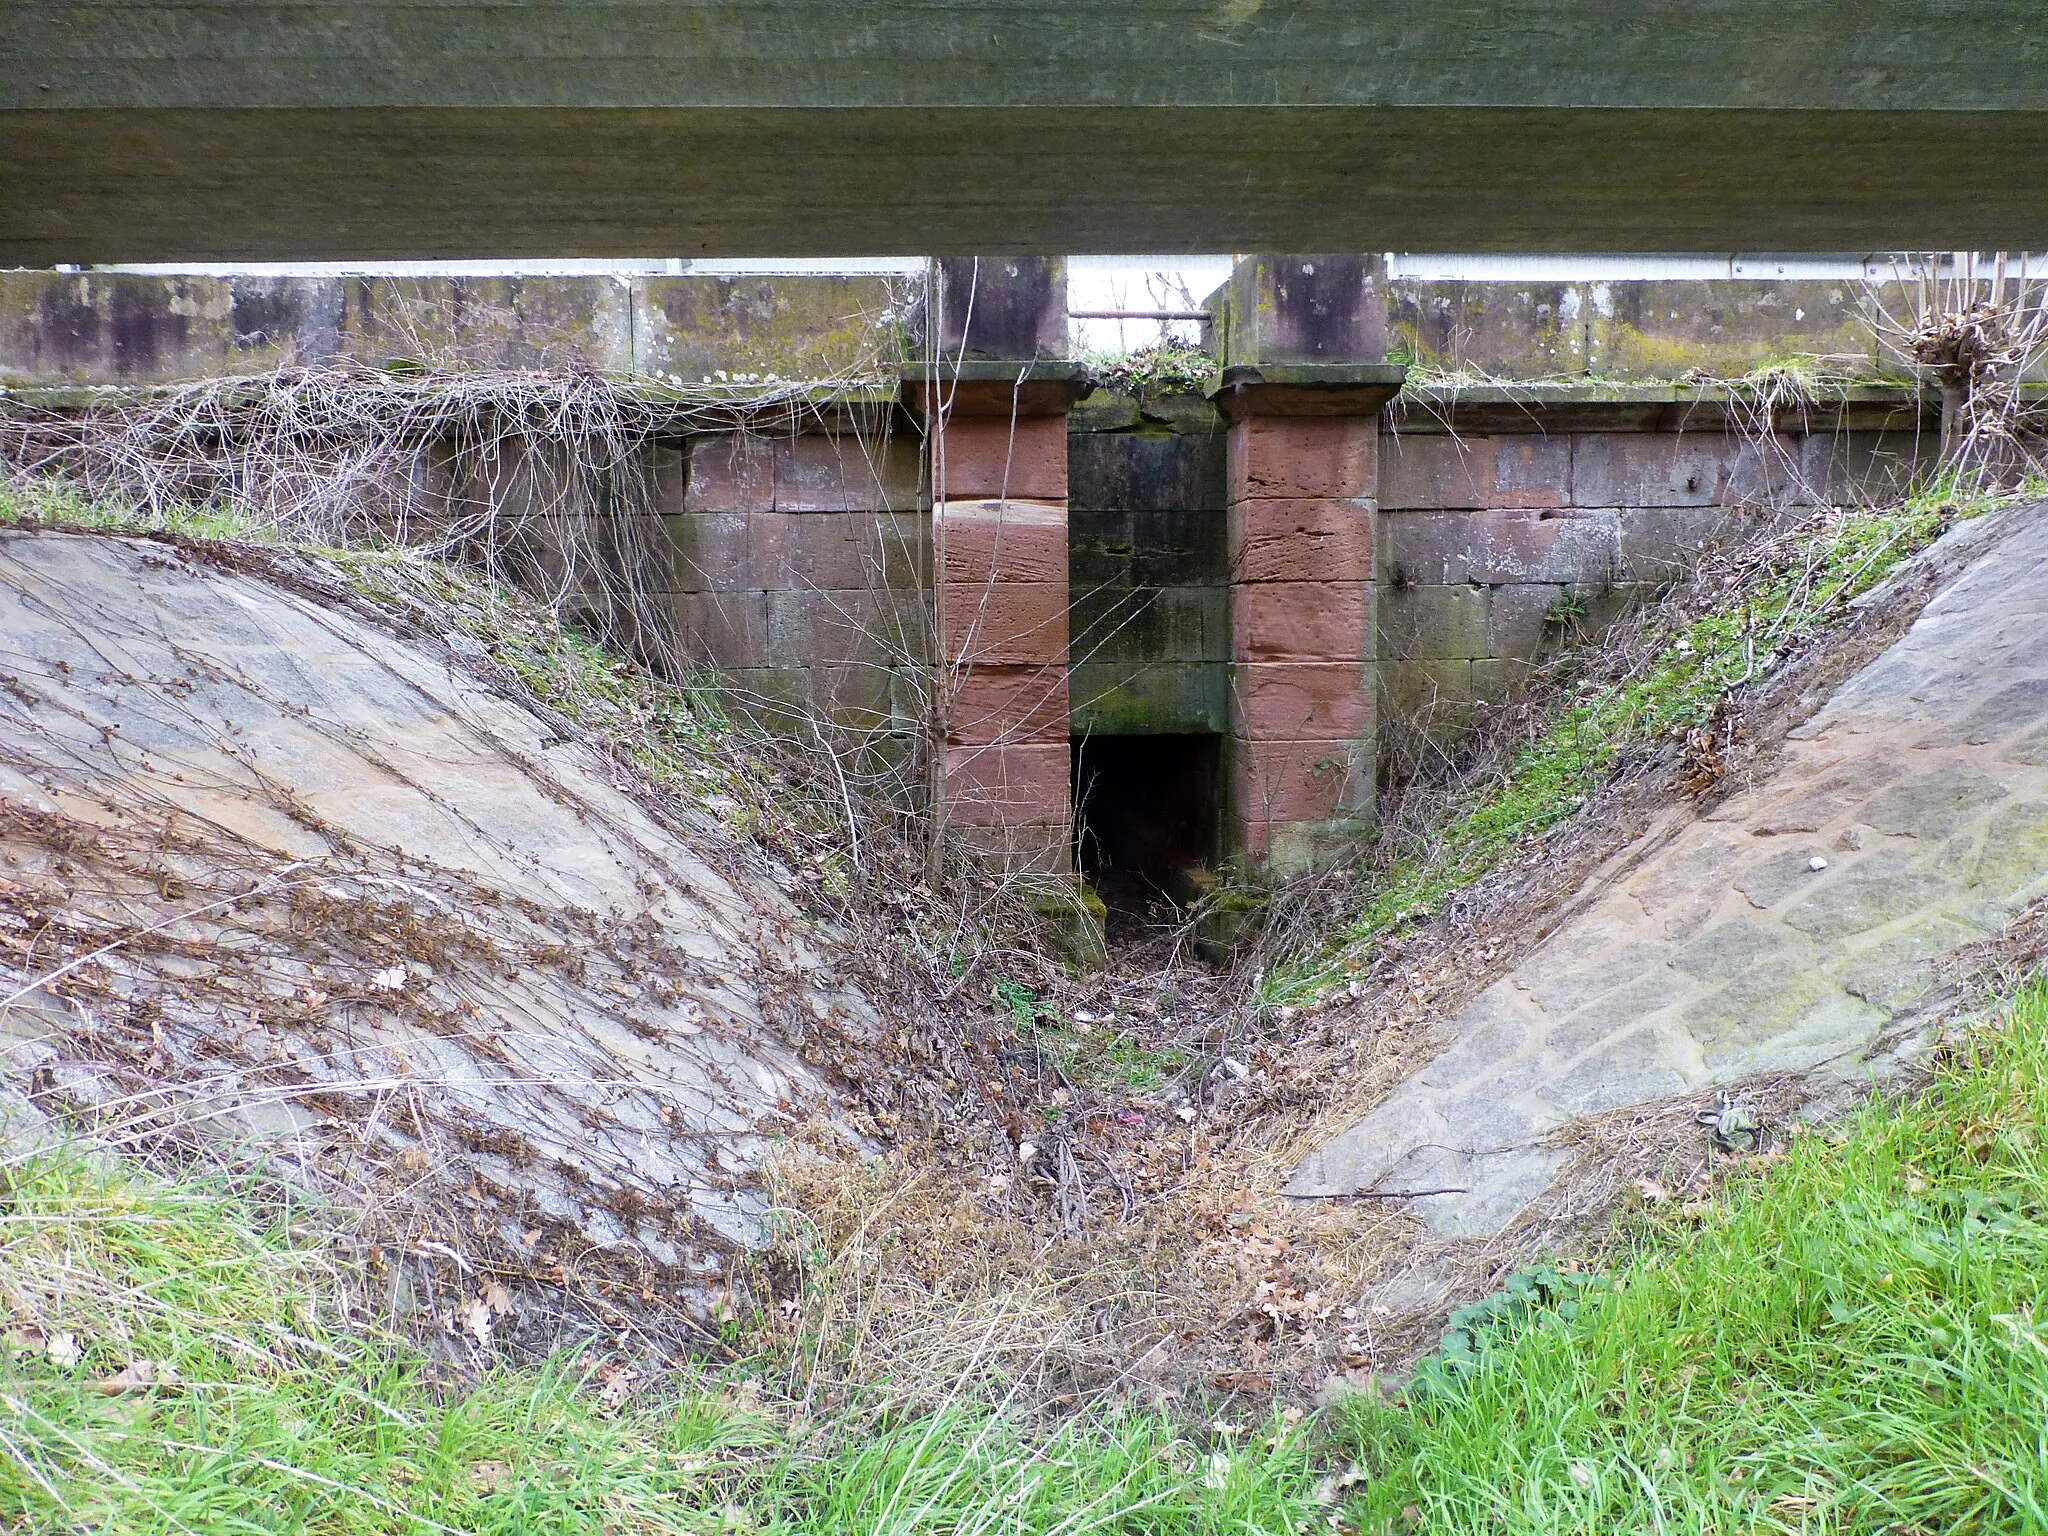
1290, 503, 2048, 1234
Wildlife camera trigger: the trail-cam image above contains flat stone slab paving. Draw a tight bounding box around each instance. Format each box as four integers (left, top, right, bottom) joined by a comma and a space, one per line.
1290, 505, 2048, 1235
0, 532, 877, 1269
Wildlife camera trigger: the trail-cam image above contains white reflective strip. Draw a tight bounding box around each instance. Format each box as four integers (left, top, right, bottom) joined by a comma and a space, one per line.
1385, 253, 1903, 281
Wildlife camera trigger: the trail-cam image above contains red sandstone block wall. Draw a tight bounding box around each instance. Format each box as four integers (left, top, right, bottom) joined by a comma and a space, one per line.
1224, 409, 1378, 870
662, 429, 930, 732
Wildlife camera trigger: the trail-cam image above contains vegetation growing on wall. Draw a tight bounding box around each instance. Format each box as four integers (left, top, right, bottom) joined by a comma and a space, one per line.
1082, 340, 1218, 400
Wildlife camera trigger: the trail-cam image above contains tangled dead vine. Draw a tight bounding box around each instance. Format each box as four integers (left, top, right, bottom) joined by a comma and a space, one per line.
1867, 251, 2048, 484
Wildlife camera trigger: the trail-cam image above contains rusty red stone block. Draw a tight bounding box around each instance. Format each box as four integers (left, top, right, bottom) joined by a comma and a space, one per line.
1230, 737, 1369, 831
935, 415, 1068, 502
947, 821, 1074, 874
934, 499, 1069, 585
944, 662, 1071, 745
1228, 415, 1377, 501
940, 740, 1072, 826
1232, 662, 1371, 740
1229, 496, 1374, 583
1232, 580, 1370, 663
938, 580, 1071, 666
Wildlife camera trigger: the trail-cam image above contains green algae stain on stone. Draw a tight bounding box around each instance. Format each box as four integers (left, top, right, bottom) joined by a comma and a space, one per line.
1862, 766, 2009, 840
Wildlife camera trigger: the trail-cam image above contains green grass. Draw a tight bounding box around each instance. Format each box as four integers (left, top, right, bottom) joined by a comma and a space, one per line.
0, 476, 279, 544
1341, 977, 2048, 1534
0, 1151, 1347, 1534
1262, 479, 2039, 1008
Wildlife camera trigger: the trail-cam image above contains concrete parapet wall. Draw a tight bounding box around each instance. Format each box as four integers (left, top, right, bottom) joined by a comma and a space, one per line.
0, 270, 905, 386
1387, 277, 1912, 382
8, 269, 1982, 393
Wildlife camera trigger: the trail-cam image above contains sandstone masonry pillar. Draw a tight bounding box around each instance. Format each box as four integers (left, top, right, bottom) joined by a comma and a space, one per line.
908, 258, 1089, 872
1207, 255, 1406, 875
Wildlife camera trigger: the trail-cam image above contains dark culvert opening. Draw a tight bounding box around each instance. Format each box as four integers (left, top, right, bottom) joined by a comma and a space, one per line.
1072, 733, 1221, 937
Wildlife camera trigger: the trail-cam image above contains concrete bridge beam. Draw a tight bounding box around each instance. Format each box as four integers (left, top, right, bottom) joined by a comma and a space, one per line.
5, 2, 2046, 261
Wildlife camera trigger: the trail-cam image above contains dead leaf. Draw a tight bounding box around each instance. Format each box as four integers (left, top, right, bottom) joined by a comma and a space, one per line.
470, 1460, 509, 1494
94, 1359, 178, 1395
43, 1331, 80, 1369
1312, 1462, 1368, 1504
482, 1281, 514, 1318
596, 1362, 637, 1413
1207, 1370, 1273, 1394
450, 1296, 493, 1348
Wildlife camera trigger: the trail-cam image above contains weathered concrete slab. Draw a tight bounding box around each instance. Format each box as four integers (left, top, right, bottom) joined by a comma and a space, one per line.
0, 531, 878, 1270
0, 271, 902, 386
1292, 502, 2048, 1235
5, 3, 2047, 258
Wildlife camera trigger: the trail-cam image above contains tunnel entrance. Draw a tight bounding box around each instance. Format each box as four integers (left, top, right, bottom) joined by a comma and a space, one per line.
1072, 733, 1221, 937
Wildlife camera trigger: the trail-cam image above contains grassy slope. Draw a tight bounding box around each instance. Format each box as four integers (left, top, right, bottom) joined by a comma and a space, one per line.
1342, 978, 2048, 1536
0, 1150, 1343, 1534
8, 979, 2048, 1532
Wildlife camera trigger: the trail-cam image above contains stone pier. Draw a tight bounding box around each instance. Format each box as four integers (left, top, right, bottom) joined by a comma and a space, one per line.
911, 258, 1088, 872
1208, 257, 1406, 874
